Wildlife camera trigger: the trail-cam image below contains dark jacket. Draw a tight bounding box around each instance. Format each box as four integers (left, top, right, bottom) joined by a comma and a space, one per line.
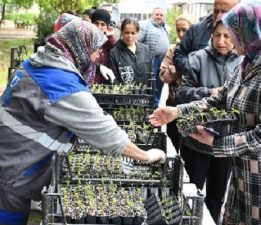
177, 45, 242, 155
108, 39, 151, 84
173, 14, 213, 74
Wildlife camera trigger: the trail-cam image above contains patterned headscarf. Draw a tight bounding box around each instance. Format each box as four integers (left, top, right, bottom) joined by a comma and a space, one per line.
54, 13, 78, 32
222, 0, 261, 64
47, 19, 107, 84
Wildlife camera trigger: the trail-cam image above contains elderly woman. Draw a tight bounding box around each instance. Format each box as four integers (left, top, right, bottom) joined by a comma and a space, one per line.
176, 16, 242, 223
149, 1, 261, 224
0, 19, 165, 225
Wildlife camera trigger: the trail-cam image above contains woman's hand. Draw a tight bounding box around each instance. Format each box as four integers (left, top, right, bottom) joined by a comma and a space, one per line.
149, 106, 179, 127
189, 125, 214, 146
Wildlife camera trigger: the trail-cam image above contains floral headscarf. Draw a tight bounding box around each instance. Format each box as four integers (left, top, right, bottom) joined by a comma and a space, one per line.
222, 0, 261, 64
47, 19, 107, 84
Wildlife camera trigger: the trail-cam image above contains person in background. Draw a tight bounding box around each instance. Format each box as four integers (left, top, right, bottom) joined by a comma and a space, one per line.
159, 14, 195, 152
173, 0, 238, 74
54, 10, 77, 32
99, 3, 121, 40
82, 8, 96, 22
91, 9, 116, 84
108, 18, 151, 85
176, 17, 242, 223
138, 7, 170, 106
99, 3, 115, 26
149, 1, 261, 224
0, 19, 166, 225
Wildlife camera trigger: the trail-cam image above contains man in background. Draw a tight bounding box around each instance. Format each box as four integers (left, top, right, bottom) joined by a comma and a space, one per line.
138, 7, 170, 107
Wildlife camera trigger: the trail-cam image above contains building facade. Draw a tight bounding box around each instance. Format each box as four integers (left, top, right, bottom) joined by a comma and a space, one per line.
115, 0, 213, 22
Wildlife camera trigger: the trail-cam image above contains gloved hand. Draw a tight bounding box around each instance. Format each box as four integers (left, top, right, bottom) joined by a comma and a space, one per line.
100, 64, 115, 83
147, 148, 166, 164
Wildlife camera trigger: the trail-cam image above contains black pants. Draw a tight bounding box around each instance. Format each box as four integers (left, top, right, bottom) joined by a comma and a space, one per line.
181, 145, 231, 224
167, 120, 180, 153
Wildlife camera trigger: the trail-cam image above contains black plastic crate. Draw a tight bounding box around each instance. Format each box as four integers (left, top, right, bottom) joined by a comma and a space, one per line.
73, 132, 166, 153
53, 153, 182, 190
42, 184, 172, 225
91, 81, 155, 109
93, 93, 154, 107
42, 183, 203, 225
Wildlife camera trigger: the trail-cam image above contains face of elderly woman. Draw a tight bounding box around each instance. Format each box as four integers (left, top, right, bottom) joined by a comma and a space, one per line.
212, 23, 234, 55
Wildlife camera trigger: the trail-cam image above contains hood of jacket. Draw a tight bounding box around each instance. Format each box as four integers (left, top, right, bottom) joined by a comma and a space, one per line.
29, 44, 83, 79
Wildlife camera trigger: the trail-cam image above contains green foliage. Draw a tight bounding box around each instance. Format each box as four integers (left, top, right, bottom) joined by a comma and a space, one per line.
36, 8, 58, 40
0, 0, 33, 8
5, 12, 37, 27
36, 0, 119, 14
0, 38, 34, 89
85, 0, 119, 9
37, 0, 87, 14
14, 0, 34, 8
165, 6, 182, 44
34, 0, 119, 40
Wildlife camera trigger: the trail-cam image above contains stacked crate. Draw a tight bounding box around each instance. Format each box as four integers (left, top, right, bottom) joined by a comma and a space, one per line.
42, 81, 204, 225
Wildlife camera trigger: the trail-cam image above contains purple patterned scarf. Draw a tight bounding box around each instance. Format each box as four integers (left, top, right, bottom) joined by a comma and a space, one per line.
47, 19, 107, 84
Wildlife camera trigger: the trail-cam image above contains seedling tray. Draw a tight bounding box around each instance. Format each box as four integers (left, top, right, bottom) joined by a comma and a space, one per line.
53, 153, 182, 189
42, 182, 203, 225
94, 93, 154, 107
42, 183, 170, 225
73, 132, 166, 153
104, 106, 154, 124
91, 82, 155, 108
176, 108, 239, 137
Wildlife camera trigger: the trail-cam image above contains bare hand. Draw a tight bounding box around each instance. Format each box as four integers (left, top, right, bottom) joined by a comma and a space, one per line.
149, 106, 178, 127
106, 26, 114, 36
211, 86, 223, 96
189, 125, 214, 146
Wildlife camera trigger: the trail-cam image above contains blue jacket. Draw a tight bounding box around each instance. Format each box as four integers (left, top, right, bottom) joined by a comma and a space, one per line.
0, 47, 129, 200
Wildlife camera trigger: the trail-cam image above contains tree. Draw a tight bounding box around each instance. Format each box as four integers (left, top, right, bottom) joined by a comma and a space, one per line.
36, 0, 118, 40
0, 0, 34, 25
165, 6, 182, 44
37, 0, 119, 14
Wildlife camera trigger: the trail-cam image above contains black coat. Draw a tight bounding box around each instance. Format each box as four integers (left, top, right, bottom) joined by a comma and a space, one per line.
108, 39, 151, 84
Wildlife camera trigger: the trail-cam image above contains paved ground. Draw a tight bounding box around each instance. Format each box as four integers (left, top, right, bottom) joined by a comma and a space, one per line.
0, 23, 36, 40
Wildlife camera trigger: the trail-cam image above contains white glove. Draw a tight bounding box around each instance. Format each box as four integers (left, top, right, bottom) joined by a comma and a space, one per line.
100, 64, 115, 83
147, 148, 166, 164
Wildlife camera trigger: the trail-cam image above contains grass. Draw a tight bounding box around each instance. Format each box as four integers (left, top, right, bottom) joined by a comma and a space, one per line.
0, 38, 34, 91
